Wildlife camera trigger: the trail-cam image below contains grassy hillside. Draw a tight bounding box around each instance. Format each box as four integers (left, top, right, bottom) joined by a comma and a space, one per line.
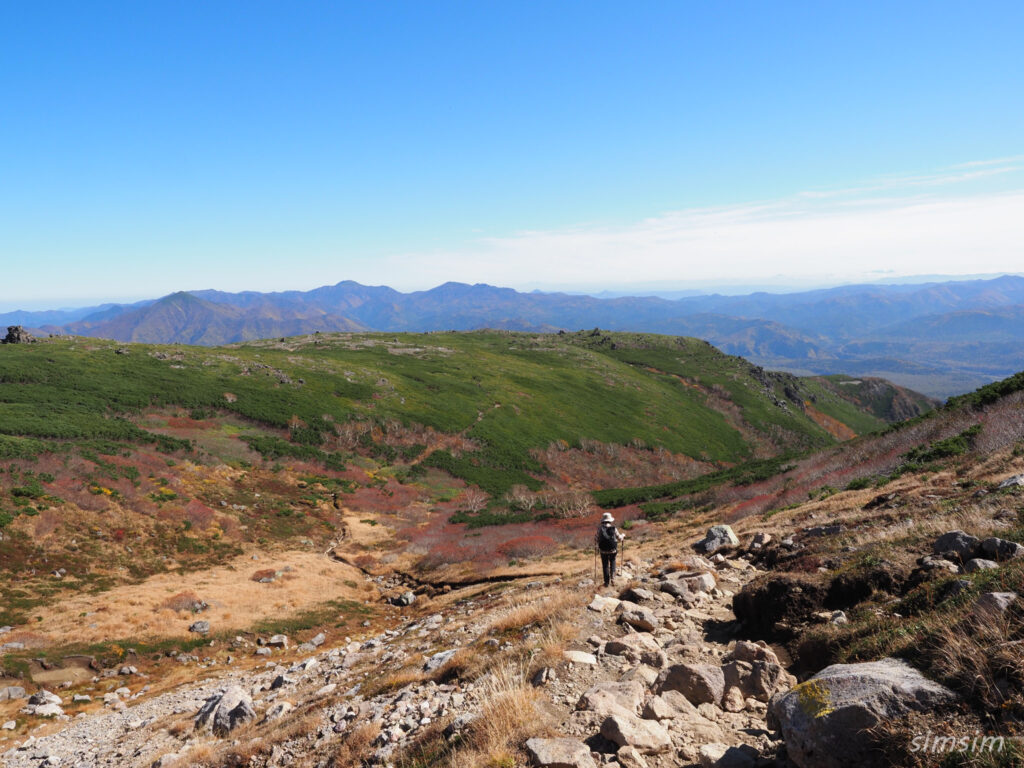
0, 329, 929, 629
0, 330, 905, 494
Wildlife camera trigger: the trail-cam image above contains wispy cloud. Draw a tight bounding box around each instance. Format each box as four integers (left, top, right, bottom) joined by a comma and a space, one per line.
364, 159, 1024, 291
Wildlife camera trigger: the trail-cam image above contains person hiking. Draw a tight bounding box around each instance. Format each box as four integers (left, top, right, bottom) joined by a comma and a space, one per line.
595, 512, 625, 588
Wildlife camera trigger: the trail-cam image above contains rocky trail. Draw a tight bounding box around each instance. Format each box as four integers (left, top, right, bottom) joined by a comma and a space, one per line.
0, 526, 794, 768
2, 512, 1018, 768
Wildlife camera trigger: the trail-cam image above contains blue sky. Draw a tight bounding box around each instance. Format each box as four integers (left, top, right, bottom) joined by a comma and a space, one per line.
2, 1, 1022, 309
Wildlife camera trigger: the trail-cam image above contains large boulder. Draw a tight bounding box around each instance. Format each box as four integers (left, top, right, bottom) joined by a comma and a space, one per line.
195, 685, 256, 735
980, 537, 1024, 561
932, 530, 981, 562
525, 737, 598, 768
604, 633, 665, 667
723, 658, 796, 702
769, 658, 958, 768
576, 680, 646, 718
696, 525, 740, 554
0, 686, 26, 701
655, 663, 725, 706
600, 712, 672, 754
618, 604, 660, 632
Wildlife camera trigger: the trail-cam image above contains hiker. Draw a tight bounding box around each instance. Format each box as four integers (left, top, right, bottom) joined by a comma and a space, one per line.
595, 512, 626, 587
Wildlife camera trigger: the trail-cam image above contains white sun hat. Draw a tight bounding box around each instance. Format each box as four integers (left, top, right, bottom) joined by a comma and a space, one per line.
601, 512, 614, 523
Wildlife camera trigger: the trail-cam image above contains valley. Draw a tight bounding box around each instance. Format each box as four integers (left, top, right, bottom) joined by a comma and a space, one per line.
0, 329, 1020, 767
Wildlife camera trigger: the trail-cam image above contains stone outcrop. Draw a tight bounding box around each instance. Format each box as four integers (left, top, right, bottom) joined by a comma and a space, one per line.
2, 326, 35, 344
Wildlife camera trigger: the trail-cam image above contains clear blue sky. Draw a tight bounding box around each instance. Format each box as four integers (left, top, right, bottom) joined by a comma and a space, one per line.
2, 1, 1023, 308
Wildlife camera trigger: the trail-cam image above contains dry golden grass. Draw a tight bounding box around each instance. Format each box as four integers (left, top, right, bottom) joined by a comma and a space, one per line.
331, 720, 382, 767
930, 608, 1024, 712
28, 550, 369, 645
450, 661, 550, 768
485, 588, 578, 636
362, 655, 429, 697
532, 619, 577, 670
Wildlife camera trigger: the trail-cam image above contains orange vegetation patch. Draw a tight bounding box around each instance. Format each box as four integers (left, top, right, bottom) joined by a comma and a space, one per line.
26, 550, 372, 647
804, 402, 858, 441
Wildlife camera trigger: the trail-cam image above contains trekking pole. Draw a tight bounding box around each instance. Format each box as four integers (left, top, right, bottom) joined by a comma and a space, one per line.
593, 546, 597, 584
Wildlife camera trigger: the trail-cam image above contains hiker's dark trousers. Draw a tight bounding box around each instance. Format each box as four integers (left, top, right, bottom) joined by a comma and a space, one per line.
600, 550, 617, 586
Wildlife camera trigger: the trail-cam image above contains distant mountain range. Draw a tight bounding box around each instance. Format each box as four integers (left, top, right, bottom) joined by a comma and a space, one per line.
5, 275, 1024, 398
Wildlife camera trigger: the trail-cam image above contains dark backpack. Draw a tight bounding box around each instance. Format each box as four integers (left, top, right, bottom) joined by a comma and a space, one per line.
597, 524, 618, 552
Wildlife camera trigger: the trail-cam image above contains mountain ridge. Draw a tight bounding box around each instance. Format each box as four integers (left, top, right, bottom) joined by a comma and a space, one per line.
6, 275, 1024, 397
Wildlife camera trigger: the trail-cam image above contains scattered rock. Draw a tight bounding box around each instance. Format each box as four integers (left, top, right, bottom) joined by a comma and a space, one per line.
194, 685, 256, 736
563, 650, 597, 666
656, 663, 725, 706
696, 525, 740, 554
577, 681, 646, 718
965, 558, 999, 573
973, 592, 1019, 621
588, 595, 621, 613
600, 713, 671, 754
619, 605, 659, 632
524, 737, 598, 768
998, 474, 1024, 489
0, 686, 26, 701
980, 537, 1024, 561
188, 620, 210, 635
698, 743, 758, 768
391, 591, 417, 607
932, 530, 981, 562
423, 649, 458, 673
616, 745, 650, 768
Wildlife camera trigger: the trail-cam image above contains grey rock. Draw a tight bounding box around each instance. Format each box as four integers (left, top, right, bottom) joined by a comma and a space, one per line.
576, 680, 646, 718
656, 663, 725, 706
267, 634, 289, 648
616, 745, 649, 768
769, 658, 958, 768
0, 686, 26, 701
524, 737, 598, 768
621, 587, 656, 603
563, 650, 597, 666
965, 558, 999, 572
264, 701, 294, 720
698, 743, 758, 768
619, 605, 659, 632
696, 525, 740, 554
28, 690, 62, 707
423, 649, 458, 673
932, 530, 980, 562
588, 595, 621, 613
194, 685, 256, 736
981, 537, 1024, 561
2, 326, 35, 344
600, 713, 671, 754
310, 632, 326, 647
998, 474, 1024, 488
604, 633, 666, 668
188, 620, 210, 634
973, 592, 1019, 621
